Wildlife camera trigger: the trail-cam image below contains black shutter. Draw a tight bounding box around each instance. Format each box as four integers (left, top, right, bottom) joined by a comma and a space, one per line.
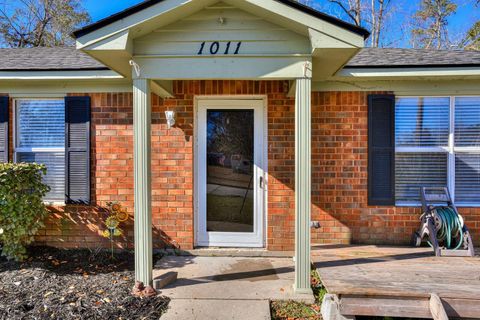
65, 96, 91, 204
0, 96, 8, 163
368, 94, 395, 206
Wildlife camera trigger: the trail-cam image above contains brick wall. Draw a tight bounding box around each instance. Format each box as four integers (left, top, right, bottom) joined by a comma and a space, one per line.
39, 93, 136, 249
32, 80, 298, 251
5, 84, 479, 250
154, 80, 296, 251
311, 91, 480, 246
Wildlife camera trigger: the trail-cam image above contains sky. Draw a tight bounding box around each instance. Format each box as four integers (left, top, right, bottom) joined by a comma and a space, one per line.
83, 0, 480, 48
83, 0, 144, 21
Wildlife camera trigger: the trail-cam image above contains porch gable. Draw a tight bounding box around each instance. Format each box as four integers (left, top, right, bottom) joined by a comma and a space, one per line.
74, 0, 368, 80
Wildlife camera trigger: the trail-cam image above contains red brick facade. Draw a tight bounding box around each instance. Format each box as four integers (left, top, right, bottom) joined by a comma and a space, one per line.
5, 81, 479, 250
311, 92, 480, 246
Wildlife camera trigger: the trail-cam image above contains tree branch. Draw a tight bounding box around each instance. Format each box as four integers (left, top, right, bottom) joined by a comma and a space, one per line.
328, 0, 361, 26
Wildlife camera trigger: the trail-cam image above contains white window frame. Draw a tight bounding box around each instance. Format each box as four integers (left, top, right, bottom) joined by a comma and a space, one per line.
395, 95, 480, 207
13, 98, 66, 204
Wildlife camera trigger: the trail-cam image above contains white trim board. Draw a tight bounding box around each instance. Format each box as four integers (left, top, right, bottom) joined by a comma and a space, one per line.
312, 79, 480, 95
0, 79, 133, 94
0, 70, 123, 80
337, 67, 480, 78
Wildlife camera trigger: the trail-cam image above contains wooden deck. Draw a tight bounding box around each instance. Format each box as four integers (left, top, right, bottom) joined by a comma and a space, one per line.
312, 245, 480, 319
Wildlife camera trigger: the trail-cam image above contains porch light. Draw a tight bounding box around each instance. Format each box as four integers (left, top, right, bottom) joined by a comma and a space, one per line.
165, 110, 176, 129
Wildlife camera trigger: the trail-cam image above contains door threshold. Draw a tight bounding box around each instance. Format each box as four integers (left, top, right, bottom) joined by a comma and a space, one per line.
157, 247, 293, 258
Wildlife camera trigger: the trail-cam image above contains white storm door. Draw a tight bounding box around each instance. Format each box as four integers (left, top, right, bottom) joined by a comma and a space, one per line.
196, 99, 265, 247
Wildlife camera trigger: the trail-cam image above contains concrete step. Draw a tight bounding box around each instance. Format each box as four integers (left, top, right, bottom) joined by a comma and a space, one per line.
156, 248, 294, 258
161, 299, 271, 320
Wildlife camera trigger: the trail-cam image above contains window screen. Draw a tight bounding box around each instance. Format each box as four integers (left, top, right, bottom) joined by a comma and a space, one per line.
395, 97, 449, 204
15, 100, 65, 201
455, 97, 480, 147
395, 153, 448, 202
454, 97, 480, 203
395, 97, 450, 148
395, 96, 480, 206
455, 154, 480, 203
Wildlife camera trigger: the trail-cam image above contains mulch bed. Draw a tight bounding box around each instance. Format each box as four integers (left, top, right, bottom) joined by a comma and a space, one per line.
0, 247, 170, 320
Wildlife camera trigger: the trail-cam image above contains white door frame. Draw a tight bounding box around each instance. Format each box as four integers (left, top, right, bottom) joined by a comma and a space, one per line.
194, 97, 267, 248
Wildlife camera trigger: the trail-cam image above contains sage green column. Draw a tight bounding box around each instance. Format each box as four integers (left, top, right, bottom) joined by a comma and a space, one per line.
133, 78, 153, 286
294, 77, 312, 294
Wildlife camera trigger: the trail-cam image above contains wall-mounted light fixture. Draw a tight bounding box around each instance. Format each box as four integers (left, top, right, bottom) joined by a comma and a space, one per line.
165, 111, 176, 129
218, 17, 226, 25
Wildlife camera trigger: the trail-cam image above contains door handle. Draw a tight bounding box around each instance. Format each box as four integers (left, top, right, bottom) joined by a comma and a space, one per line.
259, 176, 265, 189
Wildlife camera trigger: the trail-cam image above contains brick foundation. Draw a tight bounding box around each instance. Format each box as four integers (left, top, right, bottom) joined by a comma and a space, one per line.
4, 82, 478, 250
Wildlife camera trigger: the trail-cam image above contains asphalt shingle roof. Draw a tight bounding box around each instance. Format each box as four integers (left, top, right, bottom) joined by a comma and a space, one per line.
0, 46, 479, 72
346, 48, 480, 68
0, 47, 108, 71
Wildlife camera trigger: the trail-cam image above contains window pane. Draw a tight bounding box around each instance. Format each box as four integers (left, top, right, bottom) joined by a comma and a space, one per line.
455, 154, 480, 203
395, 97, 450, 147
395, 153, 448, 202
206, 110, 254, 233
17, 100, 65, 148
455, 97, 480, 147
17, 152, 65, 201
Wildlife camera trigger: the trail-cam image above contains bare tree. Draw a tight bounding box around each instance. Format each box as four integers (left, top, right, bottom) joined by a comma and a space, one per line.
0, 0, 90, 48
461, 0, 479, 50
462, 21, 480, 50
328, 0, 363, 26
325, 0, 395, 47
369, 0, 392, 47
411, 0, 457, 49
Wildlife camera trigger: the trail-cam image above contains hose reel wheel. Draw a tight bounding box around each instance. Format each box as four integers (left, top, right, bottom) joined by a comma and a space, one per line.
411, 232, 422, 247
463, 231, 472, 250
432, 212, 443, 231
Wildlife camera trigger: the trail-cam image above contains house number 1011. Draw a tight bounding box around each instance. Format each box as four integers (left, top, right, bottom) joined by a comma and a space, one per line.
198, 41, 242, 55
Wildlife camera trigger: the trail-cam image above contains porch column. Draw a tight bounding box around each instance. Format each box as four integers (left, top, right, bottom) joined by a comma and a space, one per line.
294, 77, 312, 294
133, 78, 153, 285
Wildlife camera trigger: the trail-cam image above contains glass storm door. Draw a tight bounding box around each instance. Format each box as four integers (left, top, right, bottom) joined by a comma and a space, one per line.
196, 99, 265, 247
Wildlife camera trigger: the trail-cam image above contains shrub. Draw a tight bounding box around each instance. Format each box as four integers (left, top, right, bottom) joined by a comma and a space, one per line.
0, 163, 50, 261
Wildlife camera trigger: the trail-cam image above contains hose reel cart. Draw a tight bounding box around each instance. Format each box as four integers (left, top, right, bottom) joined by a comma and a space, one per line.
412, 187, 475, 257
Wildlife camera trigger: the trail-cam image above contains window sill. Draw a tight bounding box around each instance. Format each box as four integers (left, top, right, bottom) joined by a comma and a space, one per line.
395, 202, 480, 208
455, 203, 480, 208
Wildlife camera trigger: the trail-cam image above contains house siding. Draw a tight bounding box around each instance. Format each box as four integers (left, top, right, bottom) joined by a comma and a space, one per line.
4, 82, 479, 250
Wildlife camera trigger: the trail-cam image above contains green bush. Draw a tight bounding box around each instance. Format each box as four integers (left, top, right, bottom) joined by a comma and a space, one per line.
0, 163, 50, 261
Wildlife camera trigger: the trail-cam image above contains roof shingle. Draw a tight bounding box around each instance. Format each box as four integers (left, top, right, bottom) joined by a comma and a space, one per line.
0, 47, 108, 71
346, 48, 480, 68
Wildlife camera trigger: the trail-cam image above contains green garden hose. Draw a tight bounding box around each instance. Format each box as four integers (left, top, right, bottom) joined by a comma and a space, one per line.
432, 207, 464, 250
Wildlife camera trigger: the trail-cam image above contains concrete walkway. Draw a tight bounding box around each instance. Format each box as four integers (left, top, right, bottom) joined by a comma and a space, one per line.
155, 256, 314, 320
162, 299, 271, 320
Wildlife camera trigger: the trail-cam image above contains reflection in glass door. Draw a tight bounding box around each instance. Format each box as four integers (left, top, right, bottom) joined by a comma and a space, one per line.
207, 110, 254, 233
196, 99, 265, 248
